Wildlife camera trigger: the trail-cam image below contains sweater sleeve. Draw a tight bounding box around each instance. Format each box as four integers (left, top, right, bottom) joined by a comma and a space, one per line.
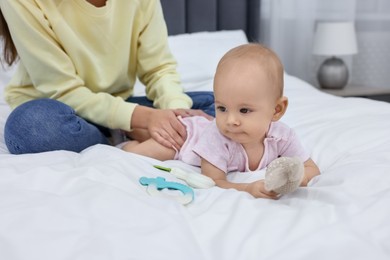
136, 0, 193, 109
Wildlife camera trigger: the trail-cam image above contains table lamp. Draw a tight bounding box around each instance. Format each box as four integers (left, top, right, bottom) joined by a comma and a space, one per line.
312, 22, 358, 89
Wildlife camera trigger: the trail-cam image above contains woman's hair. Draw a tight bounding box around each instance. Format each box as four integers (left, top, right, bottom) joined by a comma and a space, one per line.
0, 9, 18, 66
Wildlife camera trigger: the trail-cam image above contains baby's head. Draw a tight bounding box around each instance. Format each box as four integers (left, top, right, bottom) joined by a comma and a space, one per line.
213, 43, 288, 145
214, 43, 284, 100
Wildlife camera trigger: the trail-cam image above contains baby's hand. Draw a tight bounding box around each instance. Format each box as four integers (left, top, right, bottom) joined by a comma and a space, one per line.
245, 180, 279, 199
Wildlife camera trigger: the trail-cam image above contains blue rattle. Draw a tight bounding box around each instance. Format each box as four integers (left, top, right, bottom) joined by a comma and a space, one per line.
139, 176, 194, 205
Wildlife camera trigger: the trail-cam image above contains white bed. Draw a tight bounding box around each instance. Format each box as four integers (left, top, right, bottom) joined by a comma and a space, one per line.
1, 29, 390, 260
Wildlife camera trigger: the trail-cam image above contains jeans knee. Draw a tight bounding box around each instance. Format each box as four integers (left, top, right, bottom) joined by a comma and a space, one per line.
186, 91, 215, 117
5, 99, 72, 153
4, 99, 107, 154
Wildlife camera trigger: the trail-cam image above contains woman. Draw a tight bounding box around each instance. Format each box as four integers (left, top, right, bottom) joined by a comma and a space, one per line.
0, 0, 214, 154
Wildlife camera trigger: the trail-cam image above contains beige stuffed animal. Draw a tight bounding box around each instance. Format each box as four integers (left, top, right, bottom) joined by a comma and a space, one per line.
264, 157, 304, 195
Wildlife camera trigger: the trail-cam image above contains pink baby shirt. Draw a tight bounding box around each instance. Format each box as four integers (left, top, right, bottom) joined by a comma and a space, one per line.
175, 116, 310, 173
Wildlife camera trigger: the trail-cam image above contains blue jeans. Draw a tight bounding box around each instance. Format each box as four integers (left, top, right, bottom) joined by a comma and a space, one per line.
4, 92, 215, 154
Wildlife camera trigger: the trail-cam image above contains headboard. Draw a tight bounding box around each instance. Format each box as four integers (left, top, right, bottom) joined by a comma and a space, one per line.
160, 0, 260, 42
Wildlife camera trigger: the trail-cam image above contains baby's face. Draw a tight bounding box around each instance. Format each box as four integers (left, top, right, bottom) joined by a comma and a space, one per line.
213, 59, 278, 146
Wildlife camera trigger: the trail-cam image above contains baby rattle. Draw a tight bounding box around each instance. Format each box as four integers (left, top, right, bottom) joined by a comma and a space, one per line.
153, 165, 215, 189
138, 165, 215, 205
264, 157, 304, 195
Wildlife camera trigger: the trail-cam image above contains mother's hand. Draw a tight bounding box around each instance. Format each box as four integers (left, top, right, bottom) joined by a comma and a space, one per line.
131, 106, 213, 150
147, 109, 187, 150
149, 109, 214, 149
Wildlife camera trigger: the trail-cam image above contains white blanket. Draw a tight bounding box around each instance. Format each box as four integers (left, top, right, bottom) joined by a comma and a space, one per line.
1, 31, 390, 260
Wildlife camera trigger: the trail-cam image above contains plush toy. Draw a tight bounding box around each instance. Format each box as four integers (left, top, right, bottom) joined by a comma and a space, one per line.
264, 157, 304, 195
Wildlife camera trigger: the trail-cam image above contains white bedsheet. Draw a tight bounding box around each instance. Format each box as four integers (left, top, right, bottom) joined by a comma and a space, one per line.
1, 31, 390, 260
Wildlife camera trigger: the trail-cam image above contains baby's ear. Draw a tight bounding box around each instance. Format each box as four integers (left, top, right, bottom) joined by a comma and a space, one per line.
272, 96, 288, 121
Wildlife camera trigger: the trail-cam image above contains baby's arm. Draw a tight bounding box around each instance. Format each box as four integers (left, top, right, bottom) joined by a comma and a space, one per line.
301, 158, 320, 186
200, 158, 278, 199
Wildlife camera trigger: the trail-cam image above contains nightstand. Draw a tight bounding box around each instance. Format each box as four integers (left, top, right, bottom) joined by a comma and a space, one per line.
318, 84, 390, 102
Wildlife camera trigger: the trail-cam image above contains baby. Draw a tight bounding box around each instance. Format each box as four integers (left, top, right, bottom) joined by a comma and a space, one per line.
123, 43, 320, 199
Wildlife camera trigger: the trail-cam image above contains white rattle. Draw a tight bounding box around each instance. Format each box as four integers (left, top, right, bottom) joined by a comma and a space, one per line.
153, 165, 215, 189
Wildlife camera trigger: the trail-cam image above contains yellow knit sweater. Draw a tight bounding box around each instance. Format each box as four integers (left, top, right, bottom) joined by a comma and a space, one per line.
1, 0, 192, 130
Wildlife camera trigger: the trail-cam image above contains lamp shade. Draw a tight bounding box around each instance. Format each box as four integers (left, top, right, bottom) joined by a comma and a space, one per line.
312, 22, 358, 56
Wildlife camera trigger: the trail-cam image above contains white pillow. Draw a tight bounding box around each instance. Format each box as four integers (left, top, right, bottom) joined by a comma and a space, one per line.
169, 30, 248, 85
133, 30, 249, 95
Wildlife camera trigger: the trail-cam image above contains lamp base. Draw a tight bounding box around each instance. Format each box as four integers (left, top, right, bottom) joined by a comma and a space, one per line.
317, 57, 349, 89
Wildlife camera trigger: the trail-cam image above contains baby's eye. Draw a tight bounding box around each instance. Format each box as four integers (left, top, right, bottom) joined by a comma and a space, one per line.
217, 106, 226, 112
240, 108, 250, 114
